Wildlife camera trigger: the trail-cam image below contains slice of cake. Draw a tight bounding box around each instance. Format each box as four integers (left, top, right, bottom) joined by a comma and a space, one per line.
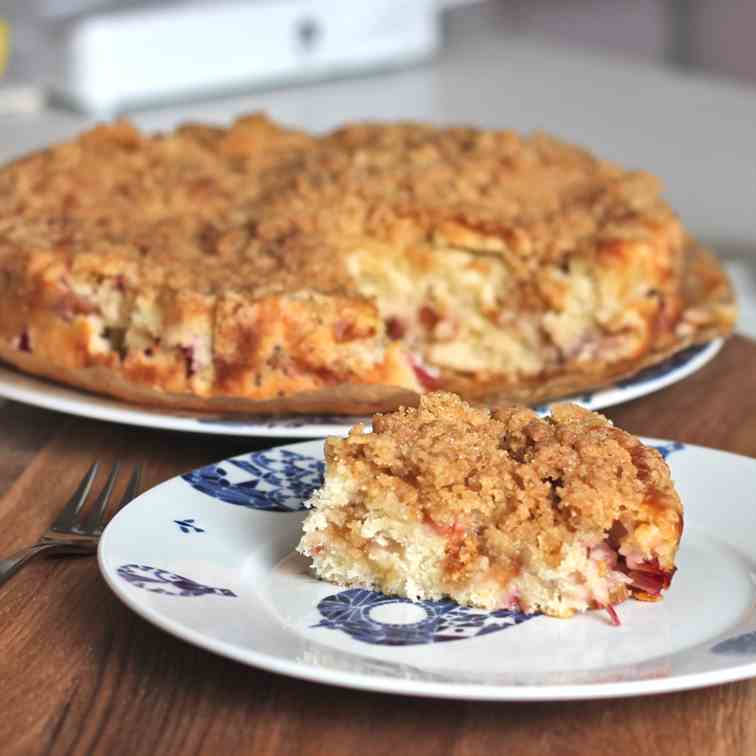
298, 392, 683, 622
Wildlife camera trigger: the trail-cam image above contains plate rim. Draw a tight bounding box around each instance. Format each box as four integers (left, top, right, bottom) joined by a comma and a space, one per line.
0, 339, 724, 439
98, 435, 756, 702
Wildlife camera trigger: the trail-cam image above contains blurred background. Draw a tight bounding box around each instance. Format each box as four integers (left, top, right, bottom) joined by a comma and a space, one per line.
0, 0, 754, 336
3, 0, 756, 115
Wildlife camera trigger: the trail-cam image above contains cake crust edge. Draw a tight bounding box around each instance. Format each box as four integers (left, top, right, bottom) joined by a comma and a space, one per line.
0, 239, 735, 415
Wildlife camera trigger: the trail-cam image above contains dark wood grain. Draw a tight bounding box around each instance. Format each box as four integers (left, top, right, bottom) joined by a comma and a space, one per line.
1, 335, 755, 756
603, 336, 756, 457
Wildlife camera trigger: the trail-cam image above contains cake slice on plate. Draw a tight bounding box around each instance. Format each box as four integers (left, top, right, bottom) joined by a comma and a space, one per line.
298, 392, 682, 622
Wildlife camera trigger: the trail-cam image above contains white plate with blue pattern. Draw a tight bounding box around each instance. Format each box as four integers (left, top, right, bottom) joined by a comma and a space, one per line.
0, 340, 722, 438
98, 435, 756, 701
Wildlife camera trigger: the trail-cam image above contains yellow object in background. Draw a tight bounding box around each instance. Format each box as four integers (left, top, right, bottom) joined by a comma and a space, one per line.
0, 20, 8, 78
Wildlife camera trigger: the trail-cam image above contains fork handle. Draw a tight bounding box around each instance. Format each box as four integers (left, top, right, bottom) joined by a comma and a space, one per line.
0, 542, 90, 589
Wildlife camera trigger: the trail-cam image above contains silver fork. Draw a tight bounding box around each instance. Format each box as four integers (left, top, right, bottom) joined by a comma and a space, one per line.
0, 462, 142, 588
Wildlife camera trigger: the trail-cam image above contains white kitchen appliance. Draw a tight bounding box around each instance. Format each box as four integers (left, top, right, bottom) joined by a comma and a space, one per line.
4, 0, 443, 115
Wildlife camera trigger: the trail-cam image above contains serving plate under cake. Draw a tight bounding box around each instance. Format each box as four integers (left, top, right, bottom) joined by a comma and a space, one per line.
0, 339, 721, 437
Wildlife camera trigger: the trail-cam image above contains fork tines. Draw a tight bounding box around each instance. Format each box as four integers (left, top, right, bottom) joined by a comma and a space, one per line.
50, 463, 142, 538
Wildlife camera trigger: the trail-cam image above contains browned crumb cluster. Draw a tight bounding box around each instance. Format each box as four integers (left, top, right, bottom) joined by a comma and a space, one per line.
333, 393, 679, 573
299, 393, 683, 617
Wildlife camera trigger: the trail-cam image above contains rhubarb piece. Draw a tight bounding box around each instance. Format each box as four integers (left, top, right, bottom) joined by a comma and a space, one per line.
411, 358, 441, 391
603, 603, 621, 626
14, 331, 31, 353
385, 318, 406, 340
298, 393, 683, 619
180, 345, 196, 378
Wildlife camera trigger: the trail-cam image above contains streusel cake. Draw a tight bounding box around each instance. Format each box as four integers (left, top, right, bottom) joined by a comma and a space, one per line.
298, 393, 682, 621
0, 114, 735, 413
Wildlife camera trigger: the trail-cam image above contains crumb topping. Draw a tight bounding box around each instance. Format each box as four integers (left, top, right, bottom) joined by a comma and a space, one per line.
327, 393, 682, 579
0, 114, 677, 298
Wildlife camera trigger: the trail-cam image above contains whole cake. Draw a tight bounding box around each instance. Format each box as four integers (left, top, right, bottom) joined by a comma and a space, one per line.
298, 393, 683, 622
0, 114, 735, 414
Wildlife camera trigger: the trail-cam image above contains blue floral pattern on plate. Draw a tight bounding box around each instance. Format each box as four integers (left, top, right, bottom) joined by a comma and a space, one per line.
182, 449, 324, 512
614, 343, 709, 389
174, 518, 205, 533
117, 564, 236, 597
711, 632, 756, 656
652, 441, 685, 459
313, 588, 536, 646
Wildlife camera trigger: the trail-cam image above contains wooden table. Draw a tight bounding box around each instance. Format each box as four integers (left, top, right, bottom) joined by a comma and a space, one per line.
1, 335, 755, 756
